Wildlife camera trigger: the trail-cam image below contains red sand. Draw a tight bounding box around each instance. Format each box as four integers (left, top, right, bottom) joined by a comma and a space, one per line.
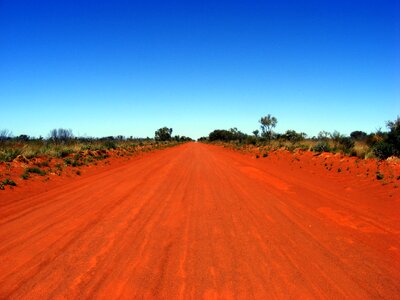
0, 142, 399, 298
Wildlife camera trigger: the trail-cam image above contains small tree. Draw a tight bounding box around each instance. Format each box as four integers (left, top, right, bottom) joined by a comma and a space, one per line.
330, 131, 342, 149
17, 134, 30, 142
329, 131, 354, 153
252, 130, 259, 138
317, 131, 330, 140
386, 117, 400, 157
155, 127, 173, 141
350, 131, 367, 141
373, 116, 400, 159
259, 114, 277, 140
209, 129, 234, 141
49, 128, 73, 143
0, 129, 12, 142
229, 127, 246, 141
283, 130, 306, 143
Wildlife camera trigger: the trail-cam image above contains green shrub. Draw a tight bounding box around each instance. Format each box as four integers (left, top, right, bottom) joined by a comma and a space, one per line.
155, 127, 173, 141
285, 145, 296, 152
94, 154, 109, 160
246, 136, 257, 145
350, 131, 367, 141
337, 137, 355, 154
26, 167, 46, 176
84, 156, 93, 163
282, 130, 306, 143
71, 160, 83, 167
373, 142, 394, 160
21, 172, 30, 180
0, 148, 22, 162
312, 141, 331, 153
103, 140, 117, 150
56, 148, 73, 158
1, 178, 17, 189
297, 144, 310, 151
368, 117, 400, 159
209, 129, 235, 142
385, 117, 400, 157
3, 178, 16, 186
376, 173, 384, 180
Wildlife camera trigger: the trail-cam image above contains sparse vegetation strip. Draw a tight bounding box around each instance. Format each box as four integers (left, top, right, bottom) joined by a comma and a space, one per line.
198, 115, 400, 160
0, 127, 192, 189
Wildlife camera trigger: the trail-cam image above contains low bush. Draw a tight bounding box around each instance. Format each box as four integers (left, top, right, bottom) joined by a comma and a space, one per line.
373, 142, 394, 160
56, 148, 74, 158
312, 141, 331, 153
71, 160, 83, 167
297, 144, 310, 151
0, 178, 17, 189
21, 172, 30, 180
94, 154, 109, 160
282, 130, 306, 143
0, 148, 22, 162
337, 137, 354, 154
209, 129, 235, 142
25, 167, 46, 176
103, 140, 117, 150
246, 136, 257, 145
350, 131, 367, 141
64, 158, 72, 165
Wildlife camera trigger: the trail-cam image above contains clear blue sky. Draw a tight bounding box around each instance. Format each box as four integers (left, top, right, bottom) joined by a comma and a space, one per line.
1, 0, 399, 139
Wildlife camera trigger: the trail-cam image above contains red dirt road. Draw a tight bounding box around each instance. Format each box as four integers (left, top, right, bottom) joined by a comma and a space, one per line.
1, 143, 399, 299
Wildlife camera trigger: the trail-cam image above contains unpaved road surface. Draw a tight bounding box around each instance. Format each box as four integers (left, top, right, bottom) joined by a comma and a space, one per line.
1, 143, 399, 299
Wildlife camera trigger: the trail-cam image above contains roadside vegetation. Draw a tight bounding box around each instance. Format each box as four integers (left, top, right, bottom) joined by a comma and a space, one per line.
198, 115, 400, 160
0, 127, 192, 163
0, 127, 192, 189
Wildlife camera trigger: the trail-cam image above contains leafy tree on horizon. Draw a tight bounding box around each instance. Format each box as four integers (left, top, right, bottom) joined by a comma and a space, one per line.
259, 114, 277, 140
282, 130, 306, 143
209, 129, 235, 141
252, 130, 259, 138
155, 127, 173, 141
350, 130, 367, 141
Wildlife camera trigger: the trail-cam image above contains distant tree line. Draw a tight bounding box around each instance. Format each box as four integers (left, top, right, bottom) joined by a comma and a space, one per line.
198, 115, 400, 160
154, 126, 193, 142
0, 127, 193, 163
0, 127, 193, 144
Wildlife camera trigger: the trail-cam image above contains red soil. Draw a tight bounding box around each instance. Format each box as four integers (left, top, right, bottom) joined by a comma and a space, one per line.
0, 142, 399, 298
